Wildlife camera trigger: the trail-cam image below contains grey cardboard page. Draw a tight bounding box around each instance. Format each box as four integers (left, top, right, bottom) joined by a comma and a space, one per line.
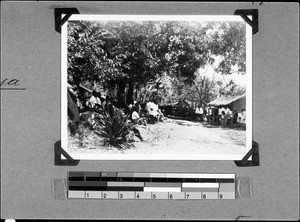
1, 1, 299, 220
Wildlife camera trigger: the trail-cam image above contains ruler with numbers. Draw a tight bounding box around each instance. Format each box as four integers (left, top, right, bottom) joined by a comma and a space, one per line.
68, 172, 235, 200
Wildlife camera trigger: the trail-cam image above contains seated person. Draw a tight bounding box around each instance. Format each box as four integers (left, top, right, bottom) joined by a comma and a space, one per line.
131, 105, 147, 126
128, 103, 133, 112
94, 91, 102, 111
88, 90, 98, 110
145, 101, 159, 122
157, 108, 165, 122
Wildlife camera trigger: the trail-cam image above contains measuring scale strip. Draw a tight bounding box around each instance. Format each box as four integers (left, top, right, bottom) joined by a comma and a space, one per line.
67, 172, 235, 199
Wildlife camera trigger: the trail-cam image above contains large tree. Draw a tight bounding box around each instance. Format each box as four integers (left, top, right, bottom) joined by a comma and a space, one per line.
207, 21, 246, 75
67, 20, 246, 109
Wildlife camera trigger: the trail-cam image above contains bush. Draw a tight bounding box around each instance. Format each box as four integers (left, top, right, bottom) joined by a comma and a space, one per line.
94, 107, 132, 149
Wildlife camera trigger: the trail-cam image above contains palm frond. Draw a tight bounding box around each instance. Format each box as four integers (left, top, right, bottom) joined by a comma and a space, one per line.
94, 107, 132, 149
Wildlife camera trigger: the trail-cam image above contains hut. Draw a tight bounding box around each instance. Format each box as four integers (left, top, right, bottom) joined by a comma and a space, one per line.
208, 94, 246, 112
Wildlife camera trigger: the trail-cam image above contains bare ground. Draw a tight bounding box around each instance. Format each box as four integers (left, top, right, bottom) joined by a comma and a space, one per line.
67, 118, 246, 157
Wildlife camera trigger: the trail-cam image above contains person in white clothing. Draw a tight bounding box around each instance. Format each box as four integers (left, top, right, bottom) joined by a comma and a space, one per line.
206, 105, 213, 122
199, 106, 204, 121
131, 109, 140, 121
199, 106, 204, 114
225, 107, 231, 115
195, 105, 201, 121
195, 106, 201, 114
221, 107, 226, 114
218, 107, 222, 116
88, 90, 98, 109
240, 108, 246, 124
131, 105, 147, 126
237, 112, 242, 123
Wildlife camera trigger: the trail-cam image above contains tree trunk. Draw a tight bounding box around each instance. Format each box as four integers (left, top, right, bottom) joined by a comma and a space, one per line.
135, 86, 139, 102
117, 80, 129, 112
126, 80, 134, 105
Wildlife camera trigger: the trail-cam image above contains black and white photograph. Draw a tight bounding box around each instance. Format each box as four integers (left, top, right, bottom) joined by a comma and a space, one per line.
61, 15, 252, 160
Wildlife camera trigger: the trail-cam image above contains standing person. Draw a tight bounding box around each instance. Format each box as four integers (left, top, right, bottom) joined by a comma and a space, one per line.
240, 108, 246, 124
218, 107, 222, 116
205, 105, 210, 122
225, 107, 231, 115
208, 105, 213, 122
237, 111, 242, 123
226, 107, 232, 127
218, 107, 222, 124
232, 109, 238, 125
199, 105, 204, 122
105, 96, 114, 117
195, 105, 201, 122
213, 107, 218, 124
221, 111, 227, 127
67, 84, 80, 136
221, 107, 226, 115
203, 105, 207, 122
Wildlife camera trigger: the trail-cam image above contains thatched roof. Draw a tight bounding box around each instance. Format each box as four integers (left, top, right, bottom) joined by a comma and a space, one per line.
208, 94, 246, 106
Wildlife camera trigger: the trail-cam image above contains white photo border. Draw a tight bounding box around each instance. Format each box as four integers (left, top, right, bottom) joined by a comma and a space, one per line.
61, 14, 252, 160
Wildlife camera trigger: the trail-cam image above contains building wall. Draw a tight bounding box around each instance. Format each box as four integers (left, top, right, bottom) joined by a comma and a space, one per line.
231, 97, 246, 112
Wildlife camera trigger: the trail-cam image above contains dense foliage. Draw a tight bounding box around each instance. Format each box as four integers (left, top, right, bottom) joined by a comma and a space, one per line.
68, 20, 246, 108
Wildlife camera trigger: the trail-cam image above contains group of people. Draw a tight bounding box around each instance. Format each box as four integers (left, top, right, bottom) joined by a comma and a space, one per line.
194, 104, 246, 127
79, 88, 165, 126
127, 100, 165, 126
80, 88, 246, 129
145, 101, 165, 123
128, 101, 147, 126
68, 84, 170, 143
218, 107, 246, 127
78, 90, 109, 113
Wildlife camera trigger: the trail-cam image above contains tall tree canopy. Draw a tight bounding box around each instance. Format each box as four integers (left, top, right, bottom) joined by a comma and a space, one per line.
67, 20, 246, 108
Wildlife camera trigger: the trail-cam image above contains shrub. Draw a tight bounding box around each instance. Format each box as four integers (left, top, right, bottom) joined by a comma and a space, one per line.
75, 111, 102, 148
94, 107, 132, 149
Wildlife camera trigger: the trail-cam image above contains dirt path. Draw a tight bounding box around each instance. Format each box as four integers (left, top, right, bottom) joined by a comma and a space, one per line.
68, 118, 246, 159
129, 118, 245, 156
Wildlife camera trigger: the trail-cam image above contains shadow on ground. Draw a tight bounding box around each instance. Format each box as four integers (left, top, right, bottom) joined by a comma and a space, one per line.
202, 123, 246, 131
